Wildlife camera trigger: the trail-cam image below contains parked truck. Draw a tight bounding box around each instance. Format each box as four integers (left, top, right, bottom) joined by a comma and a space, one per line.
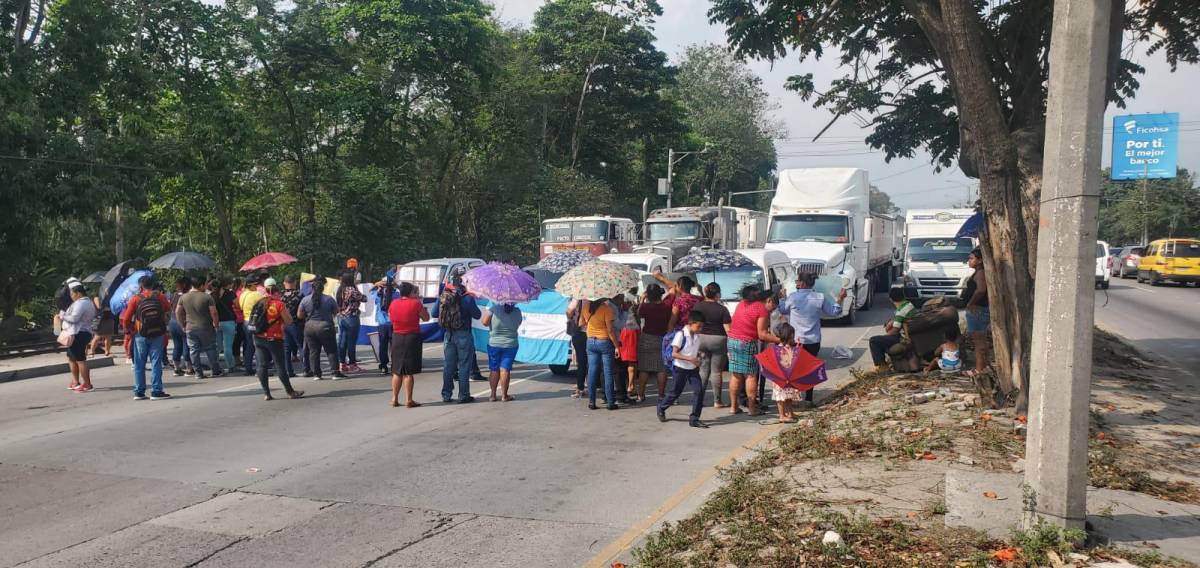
764, 168, 900, 323
636, 204, 768, 269
900, 209, 977, 303
539, 216, 638, 259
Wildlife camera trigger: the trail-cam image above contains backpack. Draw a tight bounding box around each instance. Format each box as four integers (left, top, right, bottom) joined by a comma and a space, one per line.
661, 330, 685, 370
136, 294, 167, 338
438, 287, 464, 331
246, 298, 271, 334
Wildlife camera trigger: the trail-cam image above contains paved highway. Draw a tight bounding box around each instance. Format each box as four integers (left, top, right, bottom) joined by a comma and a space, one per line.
1094, 278, 1200, 375
0, 301, 889, 567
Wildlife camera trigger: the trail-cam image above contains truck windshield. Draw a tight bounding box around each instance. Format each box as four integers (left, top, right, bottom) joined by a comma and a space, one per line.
767, 215, 849, 244
694, 267, 765, 301
619, 263, 649, 272
542, 220, 610, 243
908, 237, 974, 263
646, 221, 699, 241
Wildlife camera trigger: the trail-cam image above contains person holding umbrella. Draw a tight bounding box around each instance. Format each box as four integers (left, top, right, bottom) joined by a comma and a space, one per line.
757, 322, 829, 423
462, 262, 542, 402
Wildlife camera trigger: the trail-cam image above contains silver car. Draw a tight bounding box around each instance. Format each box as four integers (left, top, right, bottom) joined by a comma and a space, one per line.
1110, 245, 1145, 278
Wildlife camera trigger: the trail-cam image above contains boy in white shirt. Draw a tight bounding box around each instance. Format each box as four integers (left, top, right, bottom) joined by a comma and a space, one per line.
657, 311, 709, 428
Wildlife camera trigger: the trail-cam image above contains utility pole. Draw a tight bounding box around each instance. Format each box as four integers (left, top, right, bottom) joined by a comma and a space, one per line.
665, 145, 710, 208
1141, 162, 1150, 245
1023, 0, 1112, 530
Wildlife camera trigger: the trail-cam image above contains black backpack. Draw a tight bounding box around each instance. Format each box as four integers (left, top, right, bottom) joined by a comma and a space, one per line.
246, 298, 271, 334
136, 295, 167, 337
438, 287, 464, 331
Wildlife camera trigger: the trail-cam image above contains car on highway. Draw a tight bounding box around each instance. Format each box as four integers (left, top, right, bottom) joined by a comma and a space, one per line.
1137, 238, 1200, 286
1109, 245, 1145, 279
1095, 241, 1111, 290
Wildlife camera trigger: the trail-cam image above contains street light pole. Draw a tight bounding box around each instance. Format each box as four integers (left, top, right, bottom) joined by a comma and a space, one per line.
1023, 0, 1112, 531
665, 145, 710, 208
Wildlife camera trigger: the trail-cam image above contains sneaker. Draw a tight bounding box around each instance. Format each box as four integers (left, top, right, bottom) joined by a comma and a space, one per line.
211, 371, 224, 377
312, 375, 324, 381
607, 404, 619, 411
133, 393, 148, 401
379, 366, 389, 376
331, 372, 346, 380
348, 363, 362, 372
689, 420, 710, 429
185, 369, 196, 376
458, 396, 476, 403
68, 385, 80, 391
657, 409, 667, 422
588, 403, 598, 410
149, 392, 172, 400
173, 368, 184, 377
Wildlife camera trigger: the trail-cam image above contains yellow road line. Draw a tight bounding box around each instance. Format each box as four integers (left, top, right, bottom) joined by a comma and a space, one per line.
582, 422, 783, 568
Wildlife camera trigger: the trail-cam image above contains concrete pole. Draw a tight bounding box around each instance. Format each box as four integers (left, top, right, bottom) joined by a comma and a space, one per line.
666, 148, 675, 209
1023, 0, 1112, 530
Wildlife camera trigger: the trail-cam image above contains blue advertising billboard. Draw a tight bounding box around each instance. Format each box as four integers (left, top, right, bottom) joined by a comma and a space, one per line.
1111, 112, 1179, 180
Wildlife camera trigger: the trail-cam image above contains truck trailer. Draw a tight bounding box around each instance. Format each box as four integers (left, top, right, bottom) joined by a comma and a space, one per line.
764, 168, 900, 323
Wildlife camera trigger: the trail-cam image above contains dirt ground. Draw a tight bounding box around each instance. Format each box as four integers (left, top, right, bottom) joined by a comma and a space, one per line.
632, 331, 1199, 568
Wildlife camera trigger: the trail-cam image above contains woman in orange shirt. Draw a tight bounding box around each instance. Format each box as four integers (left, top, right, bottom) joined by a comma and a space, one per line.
581, 298, 622, 411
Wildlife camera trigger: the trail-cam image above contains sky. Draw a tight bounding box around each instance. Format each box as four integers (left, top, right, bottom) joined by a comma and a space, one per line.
491, 0, 1200, 211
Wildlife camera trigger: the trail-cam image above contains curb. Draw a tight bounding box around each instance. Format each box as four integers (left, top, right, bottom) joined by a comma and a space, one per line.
0, 357, 115, 384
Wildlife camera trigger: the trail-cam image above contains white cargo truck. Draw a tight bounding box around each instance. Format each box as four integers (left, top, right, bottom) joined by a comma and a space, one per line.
900, 209, 977, 303
765, 168, 899, 323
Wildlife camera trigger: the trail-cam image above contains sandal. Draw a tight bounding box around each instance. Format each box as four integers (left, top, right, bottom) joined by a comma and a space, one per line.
289, 391, 304, 399
502, 395, 515, 402
390, 401, 400, 407
730, 408, 744, 415
406, 400, 422, 408
714, 402, 730, 409
571, 390, 582, 399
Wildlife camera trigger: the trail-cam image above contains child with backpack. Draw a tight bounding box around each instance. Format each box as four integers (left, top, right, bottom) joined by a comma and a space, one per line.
656, 310, 709, 428
119, 275, 173, 400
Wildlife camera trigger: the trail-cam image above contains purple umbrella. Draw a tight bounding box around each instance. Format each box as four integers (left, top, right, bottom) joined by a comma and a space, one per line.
462, 262, 542, 304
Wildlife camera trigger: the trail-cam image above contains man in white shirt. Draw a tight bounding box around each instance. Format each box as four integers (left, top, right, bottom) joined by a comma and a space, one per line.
656, 311, 709, 428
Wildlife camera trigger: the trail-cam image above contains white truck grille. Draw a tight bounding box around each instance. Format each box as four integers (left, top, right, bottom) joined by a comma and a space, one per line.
794, 262, 825, 275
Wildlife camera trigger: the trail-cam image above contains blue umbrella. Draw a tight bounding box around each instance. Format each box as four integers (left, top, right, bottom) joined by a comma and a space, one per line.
956, 211, 983, 238
535, 250, 595, 274
674, 250, 756, 272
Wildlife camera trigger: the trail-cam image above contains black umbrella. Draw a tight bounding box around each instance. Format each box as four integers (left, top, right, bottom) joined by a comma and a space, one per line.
81, 271, 105, 284
99, 260, 142, 306
149, 251, 216, 271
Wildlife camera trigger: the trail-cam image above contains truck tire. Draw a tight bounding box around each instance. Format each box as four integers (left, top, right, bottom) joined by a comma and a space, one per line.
875, 267, 891, 292
549, 364, 571, 376
837, 293, 858, 326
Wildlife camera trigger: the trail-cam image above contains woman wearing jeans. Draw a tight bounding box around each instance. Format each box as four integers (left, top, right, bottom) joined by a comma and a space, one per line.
168, 277, 193, 376
581, 298, 621, 411
335, 273, 366, 373
211, 279, 238, 368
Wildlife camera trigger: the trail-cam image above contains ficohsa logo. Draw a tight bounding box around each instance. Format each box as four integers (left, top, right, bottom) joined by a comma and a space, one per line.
1123, 120, 1137, 134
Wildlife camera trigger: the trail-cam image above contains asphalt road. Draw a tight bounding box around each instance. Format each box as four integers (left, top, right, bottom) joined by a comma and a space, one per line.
0, 301, 890, 568
1093, 277, 1200, 374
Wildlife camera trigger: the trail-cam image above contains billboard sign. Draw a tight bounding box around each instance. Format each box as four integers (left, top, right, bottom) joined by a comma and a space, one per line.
1111, 112, 1179, 180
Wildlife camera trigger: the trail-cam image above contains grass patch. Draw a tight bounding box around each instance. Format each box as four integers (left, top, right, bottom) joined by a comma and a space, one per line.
1008, 522, 1085, 566
1091, 545, 1198, 568
1089, 440, 1200, 504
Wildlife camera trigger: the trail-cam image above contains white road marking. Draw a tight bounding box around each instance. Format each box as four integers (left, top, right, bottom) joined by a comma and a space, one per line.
217, 381, 261, 393
470, 369, 550, 397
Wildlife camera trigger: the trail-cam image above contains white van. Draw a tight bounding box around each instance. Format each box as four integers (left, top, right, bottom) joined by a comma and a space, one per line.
690, 249, 797, 317
396, 257, 485, 299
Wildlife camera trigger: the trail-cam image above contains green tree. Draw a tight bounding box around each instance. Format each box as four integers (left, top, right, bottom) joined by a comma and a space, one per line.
1099, 168, 1200, 245
708, 0, 1199, 407
672, 43, 781, 206
869, 185, 900, 215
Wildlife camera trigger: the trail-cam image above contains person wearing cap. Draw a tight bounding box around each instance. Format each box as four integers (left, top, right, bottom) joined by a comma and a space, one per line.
120, 275, 173, 400
252, 279, 304, 401
432, 268, 480, 403
777, 273, 846, 405
237, 274, 267, 375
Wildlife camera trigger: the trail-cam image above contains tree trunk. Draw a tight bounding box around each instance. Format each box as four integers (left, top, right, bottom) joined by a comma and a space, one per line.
210, 184, 236, 270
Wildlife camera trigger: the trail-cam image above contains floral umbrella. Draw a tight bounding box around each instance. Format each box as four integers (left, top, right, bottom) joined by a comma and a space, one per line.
462, 262, 542, 304
673, 249, 756, 272
755, 344, 828, 391
240, 251, 298, 272
535, 250, 595, 274
556, 260, 639, 300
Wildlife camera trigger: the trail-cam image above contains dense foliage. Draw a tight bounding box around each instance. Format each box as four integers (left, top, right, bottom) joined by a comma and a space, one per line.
1099, 168, 1200, 246
0, 0, 779, 321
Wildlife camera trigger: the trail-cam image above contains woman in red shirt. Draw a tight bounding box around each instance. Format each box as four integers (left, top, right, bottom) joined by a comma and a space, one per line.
726, 284, 780, 416
387, 282, 430, 408
636, 284, 672, 401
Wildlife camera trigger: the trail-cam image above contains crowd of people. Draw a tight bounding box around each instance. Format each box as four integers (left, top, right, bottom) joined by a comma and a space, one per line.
54, 260, 917, 428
